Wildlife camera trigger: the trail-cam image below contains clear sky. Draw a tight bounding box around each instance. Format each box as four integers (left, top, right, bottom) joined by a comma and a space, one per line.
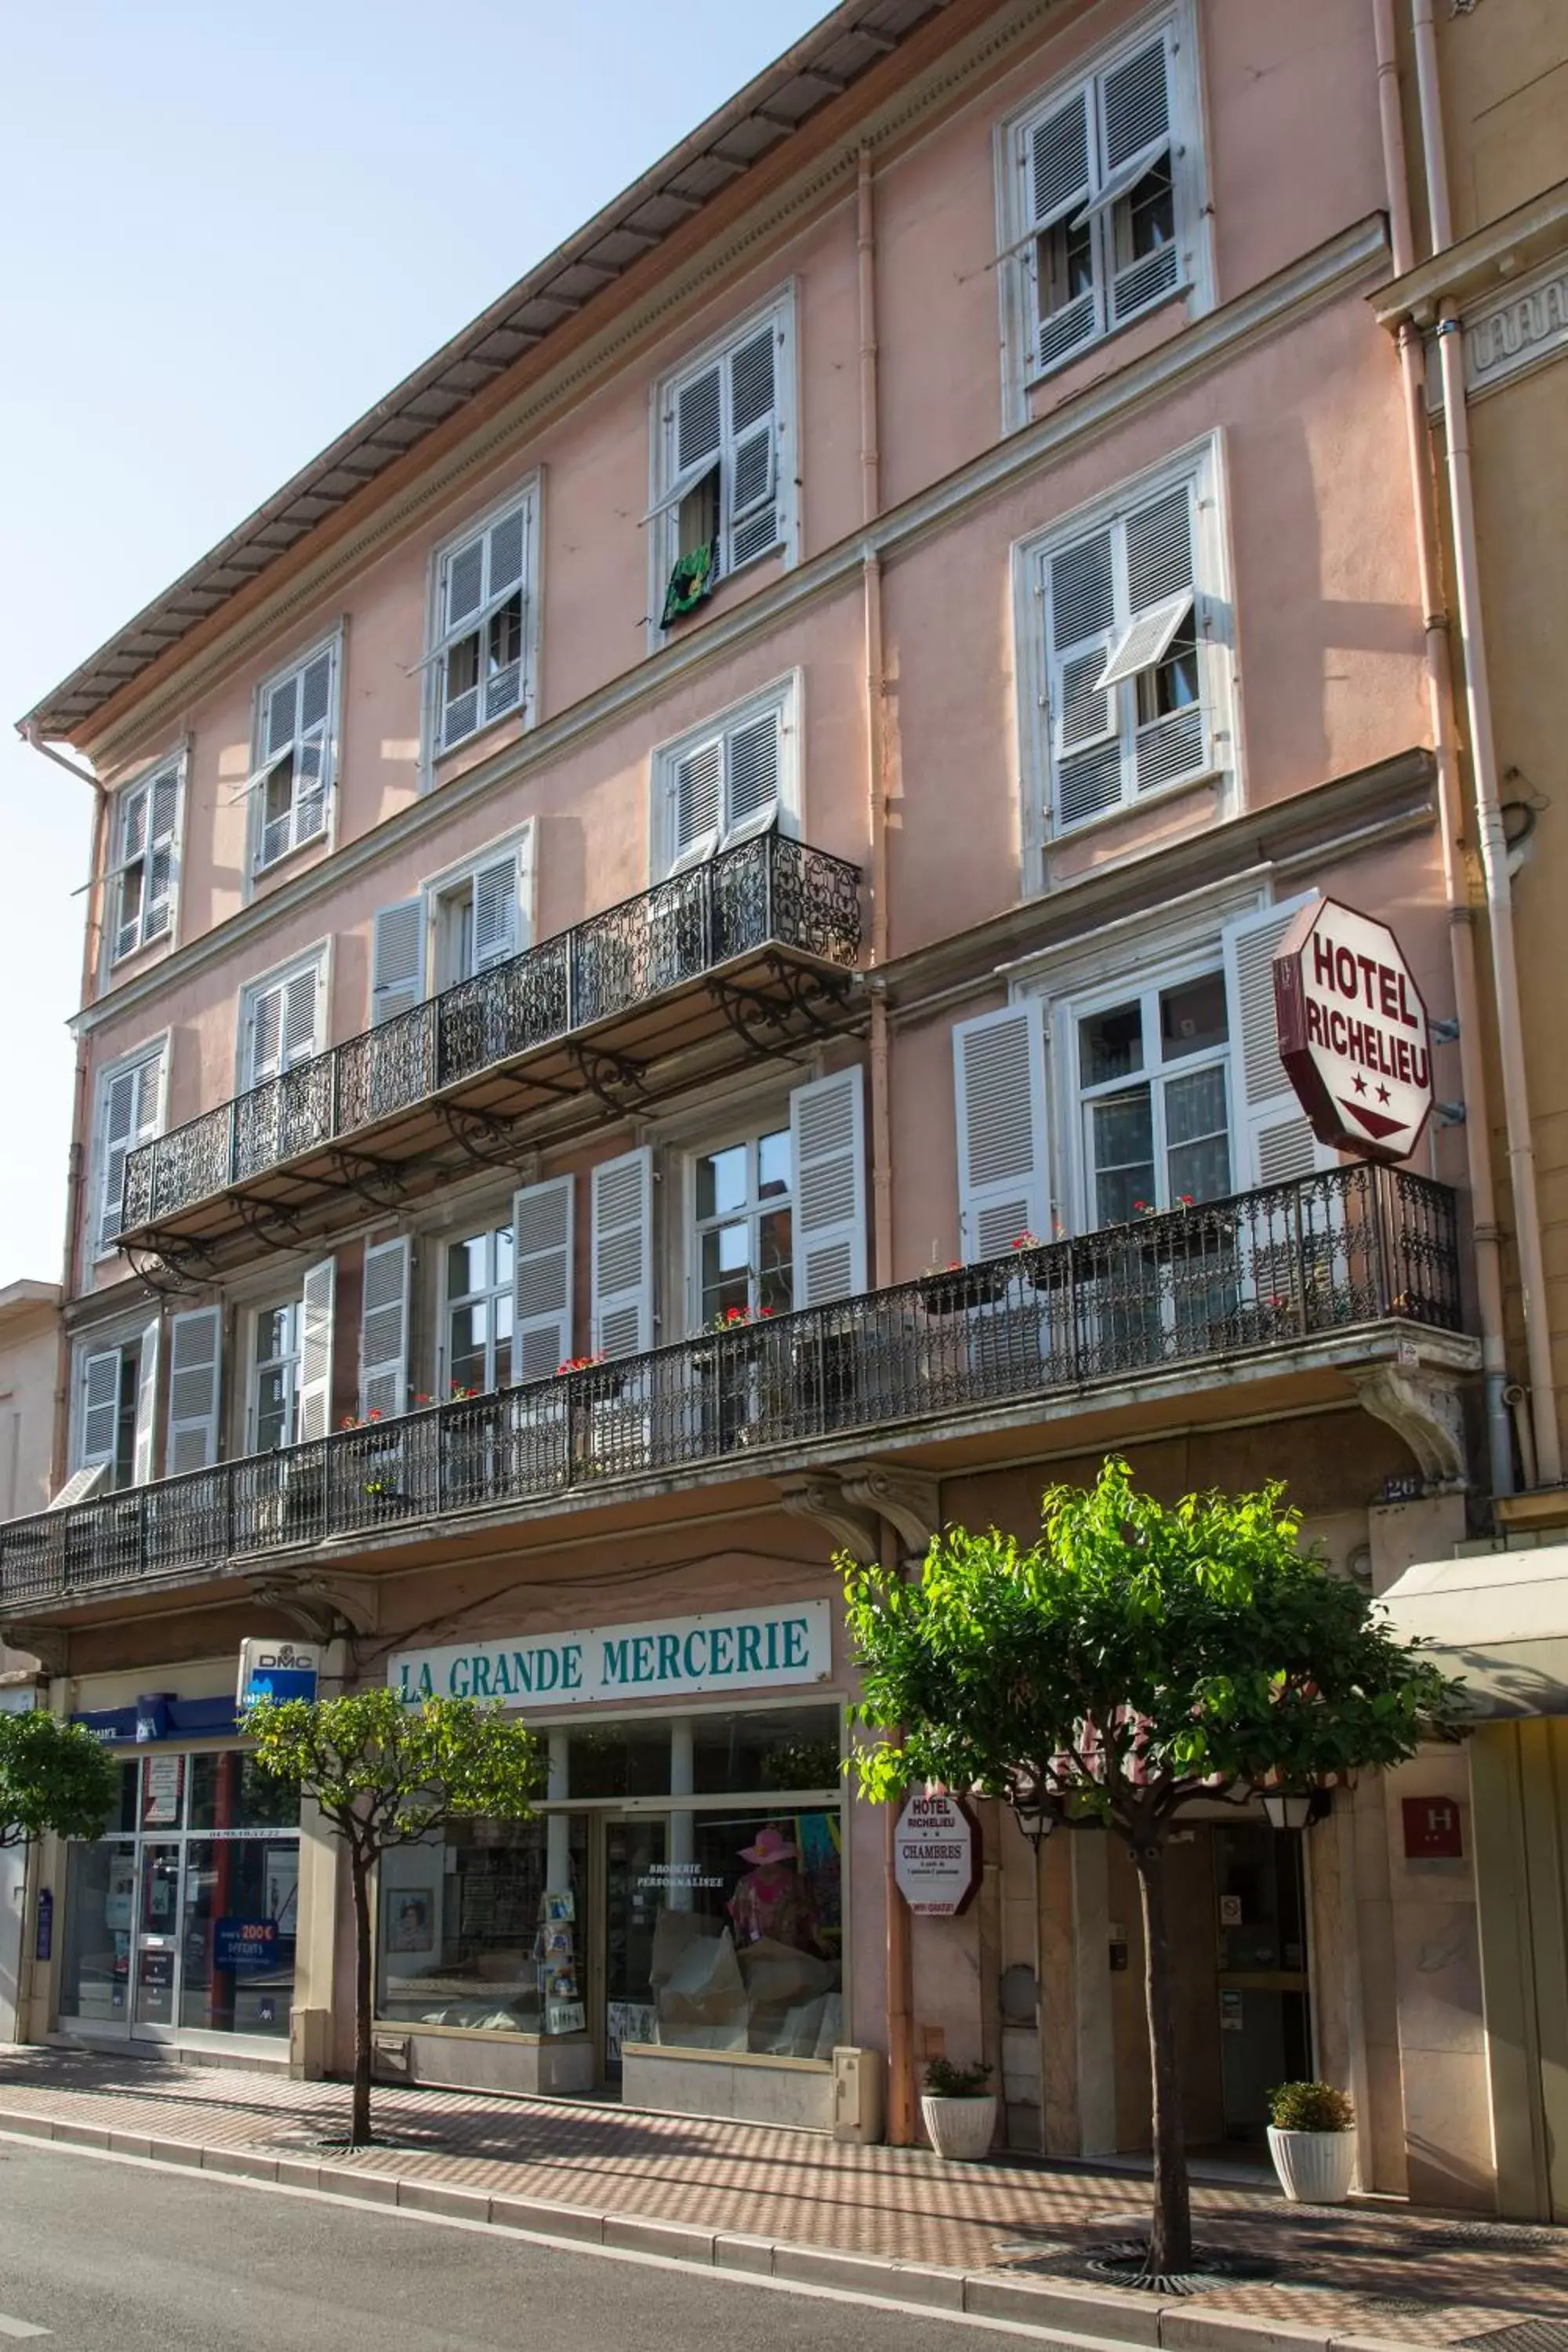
0, 0, 827, 1284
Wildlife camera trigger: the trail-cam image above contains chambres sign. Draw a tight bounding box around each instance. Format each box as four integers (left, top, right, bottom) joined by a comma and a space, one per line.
1273, 898, 1433, 1164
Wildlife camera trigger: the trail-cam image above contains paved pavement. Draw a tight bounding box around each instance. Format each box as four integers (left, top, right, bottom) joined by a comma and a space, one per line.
0, 2045, 1562, 2348
0, 2142, 1059, 2350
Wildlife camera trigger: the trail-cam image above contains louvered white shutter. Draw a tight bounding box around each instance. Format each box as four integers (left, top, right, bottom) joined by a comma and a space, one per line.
953, 1001, 1049, 1259
293, 650, 334, 841
1026, 87, 1096, 370
472, 851, 521, 971
98, 1053, 159, 1254
1222, 900, 1325, 1188
359, 1238, 410, 1419
1098, 37, 1177, 322
440, 532, 486, 747
281, 964, 319, 1066
131, 1318, 161, 1486
259, 672, 300, 865
166, 1306, 222, 1474
591, 1149, 653, 1359
78, 1347, 122, 1472
483, 505, 527, 724
514, 1176, 575, 1382
1123, 485, 1203, 797
372, 900, 424, 1025
726, 710, 780, 840
143, 763, 181, 942
671, 735, 724, 870
727, 325, 779, 569
1046, 527, 1123, 829
789, 1068, 867, 1308
674, 364, 723, 496
297, 1257, 336, 1443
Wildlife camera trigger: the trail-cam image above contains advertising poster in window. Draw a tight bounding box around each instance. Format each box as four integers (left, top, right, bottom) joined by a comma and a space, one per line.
142, 1755, 184, 1828
265, 1846, 299, 1933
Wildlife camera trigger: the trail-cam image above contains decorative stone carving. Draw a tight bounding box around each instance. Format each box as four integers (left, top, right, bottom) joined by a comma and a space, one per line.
1464, 256, 1568, 397
778, 1473, 880, 1564
1348, 1363, 1469, 1490
839, 1466, 940, 1559
251, 1572, 380, 1642
779, 1464, 940, 1563
0, 1624, 70, 1677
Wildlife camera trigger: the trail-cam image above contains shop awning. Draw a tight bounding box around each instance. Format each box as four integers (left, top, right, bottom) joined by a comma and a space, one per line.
1380, 1544, 1568, 1718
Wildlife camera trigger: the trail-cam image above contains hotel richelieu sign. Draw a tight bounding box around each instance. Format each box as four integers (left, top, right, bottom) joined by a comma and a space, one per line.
1273, 898, 1433, 1163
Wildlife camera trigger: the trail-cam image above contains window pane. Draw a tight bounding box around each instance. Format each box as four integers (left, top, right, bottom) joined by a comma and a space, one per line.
446, 1235, 488, 1301
187, 1750, 301, 1834
701, 1228, 751, 1324
448, 1303, 488, 1396
180, 1838, 297, 2037
1160, 974, 1228, 1062
566, 1724, 672, 1800
379, 1817, 589, 2033
1092, 1086, 1156, 1225
255, 1367, 292, 1454
255, 1305, 293, 1367
1124, 161, 1174, 261
493, 1294, 513, 1391
1165, 1064, 1231, 1204
758, 1208, 793, 1314
691, 1706, 840, 1795
60, 1841, 135, 2023
757, 1130, 791, 1200
1044, 216, 1094, 307
445, 633, 480, 701
1080, 1001, 1144, 1086
263, 757, 295, 826
488, 593, 523, 678
494, 1225, 514, 1290
697, 1145, 748, 1221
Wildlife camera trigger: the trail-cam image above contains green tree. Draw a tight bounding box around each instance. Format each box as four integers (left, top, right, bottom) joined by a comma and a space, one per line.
246, 1690, 545, 2147
0, 1711, 119, 1846
844, 1457, 1463, 2283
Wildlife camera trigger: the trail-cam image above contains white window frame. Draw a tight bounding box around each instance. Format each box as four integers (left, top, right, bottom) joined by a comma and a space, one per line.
994, 0, 1211, 430
438, 1217, 517, 1400
89, 1035, 169, 1267
650, 673, 801, 880
108, 748, 185, 968
245, 630, 343, 885
246, 1297, 303, 1455
1067, 954, 1236, 1231
1013, 434, 1235, 876
421, 477, 541, 773
235, 942, 331, 1095
68, 1316, 155, 1487
684, 1116, 797, 1338
421, 822, 536, 996
646, 287, 798, 652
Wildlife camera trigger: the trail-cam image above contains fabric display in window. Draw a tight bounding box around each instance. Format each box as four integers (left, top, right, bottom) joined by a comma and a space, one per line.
661, 537, 718, 626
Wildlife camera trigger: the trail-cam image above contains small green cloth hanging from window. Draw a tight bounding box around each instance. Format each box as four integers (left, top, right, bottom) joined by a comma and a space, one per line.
661, 537, 718, 627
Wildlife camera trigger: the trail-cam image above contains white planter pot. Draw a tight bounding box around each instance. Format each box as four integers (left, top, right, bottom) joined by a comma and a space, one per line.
1267, 2124, 1358, 2203
920, 2092, 998, 2161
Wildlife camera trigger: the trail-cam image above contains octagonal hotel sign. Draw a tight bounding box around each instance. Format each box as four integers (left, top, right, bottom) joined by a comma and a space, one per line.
1273, 898, 1433, 1163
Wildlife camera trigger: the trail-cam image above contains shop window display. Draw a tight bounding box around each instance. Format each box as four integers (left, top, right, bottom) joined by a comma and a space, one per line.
377, 1816, 588, 2032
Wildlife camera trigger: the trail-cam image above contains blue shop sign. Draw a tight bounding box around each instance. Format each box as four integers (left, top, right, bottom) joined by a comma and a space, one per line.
72, 1695, 239, 1748
213, 1918, 279, 1974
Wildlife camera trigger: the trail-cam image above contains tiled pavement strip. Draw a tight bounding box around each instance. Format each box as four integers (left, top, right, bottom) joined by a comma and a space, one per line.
0, 2048, 1563, 2349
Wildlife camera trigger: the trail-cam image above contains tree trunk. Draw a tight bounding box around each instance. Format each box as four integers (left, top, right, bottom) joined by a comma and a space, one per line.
349, 1848, 373, 2148
1130, 1834, 1192, 2279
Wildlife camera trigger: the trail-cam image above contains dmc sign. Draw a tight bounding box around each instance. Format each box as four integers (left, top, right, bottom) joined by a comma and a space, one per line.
1273, 898, 1433, 1163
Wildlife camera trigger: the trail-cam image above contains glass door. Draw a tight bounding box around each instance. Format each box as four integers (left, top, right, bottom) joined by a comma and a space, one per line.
1214, 1823, 1312, 2140
601, 1817, 666, 2080
131, 1842, 183, 2036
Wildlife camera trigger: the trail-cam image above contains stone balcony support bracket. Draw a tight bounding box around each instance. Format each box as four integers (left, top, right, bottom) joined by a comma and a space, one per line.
1348, 1359, 1471, 1491
778, 1465, 940, 1565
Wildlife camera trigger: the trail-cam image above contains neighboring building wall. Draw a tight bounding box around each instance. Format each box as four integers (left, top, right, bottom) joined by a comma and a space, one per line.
0, 1281, 60, 1524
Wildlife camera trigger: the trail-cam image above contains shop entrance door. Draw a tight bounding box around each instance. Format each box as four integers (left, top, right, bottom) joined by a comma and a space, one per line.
131, 1841, 183, 2037
1214, 1824, 1312, 2140
601, 1816, 666, 2082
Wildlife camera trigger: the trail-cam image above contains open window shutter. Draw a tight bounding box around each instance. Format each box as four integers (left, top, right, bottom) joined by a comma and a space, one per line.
1099, 38, 1178, 322
789, 1067, 867, 1308
953, 1001, 1048, 1259
98, 1063, 140, 1252
166, 1306, 222, 1474
360, 1238, 410, 1419
281, 964, 320, 1068
1047, 528, 1123, 828
248, 983, 284, 1086
725, 711, 779, 840
294, 651, 333, 840
132, 1316, 161, 1486
372, 899, 425, 1025
1027, 88, 1097, 370
672, 735, 724, 869
79, 1347, 122, 1470
1123, 484, 1203, 795
675, 364, 723, 482
1222, 900, 1326, 1189
483, 506, 527, 724
441, 534, 486, 746
143, 764, 180, 942
298, 1257, 336, 1443
727, 325, 779, 568
472, 851, 521, 971
514, 1176, 575, 1383
114, 788, 148, 960
259, 672, 299, 866
591, 1149, 653, 1359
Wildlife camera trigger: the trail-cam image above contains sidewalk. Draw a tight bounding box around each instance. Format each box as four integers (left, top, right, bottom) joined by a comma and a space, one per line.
0, 2045, 1561, 2350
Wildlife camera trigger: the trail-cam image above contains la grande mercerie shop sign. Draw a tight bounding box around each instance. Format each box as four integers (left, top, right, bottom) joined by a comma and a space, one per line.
390, 1599, 831, 1708
1273, 897, 1433, 1163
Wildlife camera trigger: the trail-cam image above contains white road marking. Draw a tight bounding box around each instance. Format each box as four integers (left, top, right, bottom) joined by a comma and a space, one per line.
0, 2317, 50, 2339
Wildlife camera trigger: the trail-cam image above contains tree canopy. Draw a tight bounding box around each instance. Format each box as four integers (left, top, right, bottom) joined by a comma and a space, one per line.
0, 1710, 119, 1848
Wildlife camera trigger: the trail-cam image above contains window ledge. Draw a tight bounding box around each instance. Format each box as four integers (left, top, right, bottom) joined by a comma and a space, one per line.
1041, 764, 1228, 865
1024, 278, 1192, 398
252, 829, 331, 887
430, 701, 534, 779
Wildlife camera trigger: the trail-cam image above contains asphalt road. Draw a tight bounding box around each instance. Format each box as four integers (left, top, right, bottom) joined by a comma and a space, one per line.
0, 2142, 1070, 2350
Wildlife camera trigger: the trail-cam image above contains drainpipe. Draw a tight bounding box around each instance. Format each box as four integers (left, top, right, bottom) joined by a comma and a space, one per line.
24, 725, 109, 1498
1406, 5, 1563, 1486
1370, 0, 1512, 1494
856, 142, 916, 2147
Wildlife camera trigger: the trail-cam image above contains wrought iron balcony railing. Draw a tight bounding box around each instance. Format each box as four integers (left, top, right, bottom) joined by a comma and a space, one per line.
2, 1167, 1464, 1612
117, 831, 862, 1243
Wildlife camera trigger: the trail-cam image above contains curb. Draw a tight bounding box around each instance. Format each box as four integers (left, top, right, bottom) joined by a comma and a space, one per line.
0, 2104, 1430, 2352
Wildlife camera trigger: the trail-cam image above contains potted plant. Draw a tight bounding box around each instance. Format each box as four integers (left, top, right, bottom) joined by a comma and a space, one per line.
920, 2057, 997, 2161
1266, 2081, 1357, 2203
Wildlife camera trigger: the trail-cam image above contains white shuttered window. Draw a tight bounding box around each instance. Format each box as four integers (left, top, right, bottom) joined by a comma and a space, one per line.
371, 899, 424, 1025
112, 755, 182, 964
166, 1307, 223, 1474
252, 641, 337, 873
1026, 443, 1225, 841
93, 1043, 165, 1256
241, 956, 323, 1090
429, 487, 539, 755
591, 1149, 653, 1359
431, 832, 532, 989
789, 1069, 867, 1308
360, 1239, 411, 1420
953, 1004, 1049, 1261
1006, 18, 1194, 387
652, 298, 793, 626
655, 683, 794, 874
513, 1177, 575, 1381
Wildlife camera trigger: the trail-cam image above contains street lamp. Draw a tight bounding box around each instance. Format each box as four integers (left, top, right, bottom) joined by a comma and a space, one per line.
1010, 1777, 1063, 1849
1261, 1787, 1330, 1831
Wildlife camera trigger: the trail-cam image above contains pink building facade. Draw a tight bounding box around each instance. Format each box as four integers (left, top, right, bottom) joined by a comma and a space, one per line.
5, 0, 1502, 2202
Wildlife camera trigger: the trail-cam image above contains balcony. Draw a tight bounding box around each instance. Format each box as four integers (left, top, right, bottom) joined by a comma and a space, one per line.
114, 831, 862, 1276
5, 1167, 1466, 1613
